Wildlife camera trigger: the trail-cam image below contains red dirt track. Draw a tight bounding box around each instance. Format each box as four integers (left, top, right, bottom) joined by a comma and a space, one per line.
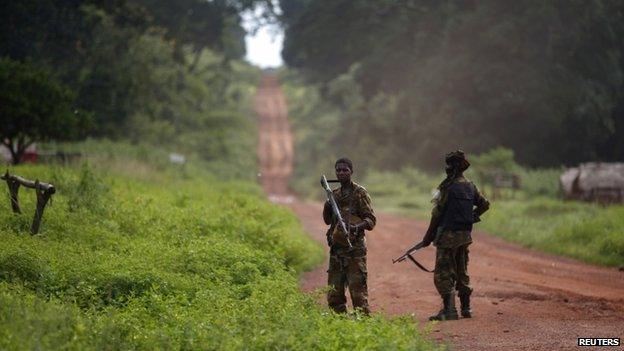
253, 74, 624, 350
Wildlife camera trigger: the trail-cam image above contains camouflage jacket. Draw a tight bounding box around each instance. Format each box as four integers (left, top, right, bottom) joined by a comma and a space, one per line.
323, 181, 376, 252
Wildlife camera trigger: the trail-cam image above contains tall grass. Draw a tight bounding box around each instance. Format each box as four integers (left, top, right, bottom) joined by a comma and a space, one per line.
483, 199, 624, 266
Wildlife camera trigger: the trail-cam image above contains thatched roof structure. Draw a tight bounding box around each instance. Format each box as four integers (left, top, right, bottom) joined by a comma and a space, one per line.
560, 162, 624, 203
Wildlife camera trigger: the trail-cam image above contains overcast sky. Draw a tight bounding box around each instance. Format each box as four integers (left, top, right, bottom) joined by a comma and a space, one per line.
242, 10, 284, 68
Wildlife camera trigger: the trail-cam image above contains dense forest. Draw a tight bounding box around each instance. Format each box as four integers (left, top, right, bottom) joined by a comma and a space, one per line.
1, 0, 276, 170
280, 0, 624, 170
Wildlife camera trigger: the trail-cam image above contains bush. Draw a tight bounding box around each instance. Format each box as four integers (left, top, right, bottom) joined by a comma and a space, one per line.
518, 168, 562, 198
0, 249, 50, 290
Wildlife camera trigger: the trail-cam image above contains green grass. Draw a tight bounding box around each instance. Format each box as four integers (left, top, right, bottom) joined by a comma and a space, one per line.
482, 198, 624, 267
362, 169, 439, 220
0, 152, 441, 350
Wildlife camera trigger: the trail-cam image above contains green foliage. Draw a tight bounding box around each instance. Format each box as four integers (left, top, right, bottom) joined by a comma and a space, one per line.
362, 169, 439, 220
63, 163, 110, 214
1, 1, 264, 171
281, 0, 624, 169
482, 199, 624, 267
0, 149, 441, 350
0, 249, 50, 290
134, 0, 274, 62
517, 168, 563, 198
0, 58, 90, 164
470, 148, 563, 198
471, 148, 521, 174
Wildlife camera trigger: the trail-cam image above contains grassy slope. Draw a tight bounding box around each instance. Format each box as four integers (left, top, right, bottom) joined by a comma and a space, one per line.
0, 152, 440, 350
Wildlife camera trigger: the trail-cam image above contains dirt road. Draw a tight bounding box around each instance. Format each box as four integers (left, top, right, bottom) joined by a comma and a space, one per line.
253, 74, 624, 350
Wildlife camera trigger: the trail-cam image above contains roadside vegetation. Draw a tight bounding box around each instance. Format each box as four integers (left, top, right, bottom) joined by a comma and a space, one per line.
1, 1, 264, 172
0, 146, 442, 350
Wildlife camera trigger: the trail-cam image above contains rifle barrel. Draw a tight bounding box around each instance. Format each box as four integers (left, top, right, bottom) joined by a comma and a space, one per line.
321, 175, 352, 248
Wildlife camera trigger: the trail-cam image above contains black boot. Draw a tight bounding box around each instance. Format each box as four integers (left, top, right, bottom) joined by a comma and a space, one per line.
429, 293, 458, 321
459, 293, 472, 318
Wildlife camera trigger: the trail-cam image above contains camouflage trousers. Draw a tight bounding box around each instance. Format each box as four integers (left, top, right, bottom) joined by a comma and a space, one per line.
327, 254, 370, 314
434, 244, 472, 297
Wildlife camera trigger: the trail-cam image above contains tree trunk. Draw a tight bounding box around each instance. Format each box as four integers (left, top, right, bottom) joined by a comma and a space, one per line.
10, 147, 22, 165
4, 138, 30, 165
188, 48, 203, 73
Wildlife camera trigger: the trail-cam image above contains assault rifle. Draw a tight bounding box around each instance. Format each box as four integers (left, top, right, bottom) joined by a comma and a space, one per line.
320, 175, 352, 249
392, 241, 433, 272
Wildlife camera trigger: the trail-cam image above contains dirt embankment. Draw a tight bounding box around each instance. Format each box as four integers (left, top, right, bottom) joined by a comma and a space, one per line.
253, 74, 624, 351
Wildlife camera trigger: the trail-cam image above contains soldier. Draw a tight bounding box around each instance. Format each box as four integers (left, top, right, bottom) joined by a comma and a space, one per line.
421, 150, 489, 321
323, 158, 376, 314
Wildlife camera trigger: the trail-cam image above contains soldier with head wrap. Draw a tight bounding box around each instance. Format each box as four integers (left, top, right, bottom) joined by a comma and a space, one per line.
421, 150, 490, 321
323, 157, 376, 314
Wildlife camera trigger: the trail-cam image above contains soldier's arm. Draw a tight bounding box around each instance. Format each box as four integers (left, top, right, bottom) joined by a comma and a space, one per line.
473, 184, 490, 222
323, 200, 333, 225
357, 189, 376, 231
422, 189, 447, 246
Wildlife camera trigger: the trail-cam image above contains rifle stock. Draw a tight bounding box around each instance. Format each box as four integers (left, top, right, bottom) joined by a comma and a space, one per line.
392, 241, 433, 272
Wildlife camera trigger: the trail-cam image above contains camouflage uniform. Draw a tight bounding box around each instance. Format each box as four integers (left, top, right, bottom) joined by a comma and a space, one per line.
323, 181, 376, 314
430, 176, 489, 314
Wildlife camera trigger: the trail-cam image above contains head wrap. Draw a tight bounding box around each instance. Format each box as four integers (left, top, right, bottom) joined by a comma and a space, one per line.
438, 150, 470, 189
445, 150, 470, 172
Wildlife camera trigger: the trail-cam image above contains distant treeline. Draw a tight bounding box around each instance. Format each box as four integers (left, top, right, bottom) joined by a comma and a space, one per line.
1, 0, 274, 169
280, 0, 624, 169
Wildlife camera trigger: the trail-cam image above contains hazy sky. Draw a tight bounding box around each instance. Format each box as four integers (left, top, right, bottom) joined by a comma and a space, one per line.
242, 11, 284, 68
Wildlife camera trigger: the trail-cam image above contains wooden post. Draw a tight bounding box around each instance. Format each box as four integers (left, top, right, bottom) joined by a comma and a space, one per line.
31, 180, 54, 235
4, 170, 21, 213
1, 171, 55, 235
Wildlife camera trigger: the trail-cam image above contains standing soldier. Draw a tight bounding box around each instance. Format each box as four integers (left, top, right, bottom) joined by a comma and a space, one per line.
421, 150, 489, 321
323, 158, 376, 314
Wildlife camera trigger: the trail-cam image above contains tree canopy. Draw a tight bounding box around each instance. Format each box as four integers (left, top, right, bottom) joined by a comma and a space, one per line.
0, 0, 273, 168
281, 0, 624, 169
0, 59, 89, 164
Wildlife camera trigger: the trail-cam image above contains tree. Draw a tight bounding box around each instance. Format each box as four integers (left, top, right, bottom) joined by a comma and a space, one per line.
281, 0, 624, 169
0, 58, 90, 164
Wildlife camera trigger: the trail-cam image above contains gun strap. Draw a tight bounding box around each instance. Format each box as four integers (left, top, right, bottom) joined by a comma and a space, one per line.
407, 254, 433, 273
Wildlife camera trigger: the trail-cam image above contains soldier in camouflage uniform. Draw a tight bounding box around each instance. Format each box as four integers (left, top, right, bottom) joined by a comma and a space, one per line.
323, 158, 376, 315
421, 150, 489, 321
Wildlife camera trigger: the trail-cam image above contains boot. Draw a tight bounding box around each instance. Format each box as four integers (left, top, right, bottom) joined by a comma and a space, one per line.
429, 293, 458, 321
459, 293, 472, 318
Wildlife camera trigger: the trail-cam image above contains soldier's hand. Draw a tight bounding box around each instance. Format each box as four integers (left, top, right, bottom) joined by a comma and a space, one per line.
324, 200, 331, 211
349, 223, 366, 236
